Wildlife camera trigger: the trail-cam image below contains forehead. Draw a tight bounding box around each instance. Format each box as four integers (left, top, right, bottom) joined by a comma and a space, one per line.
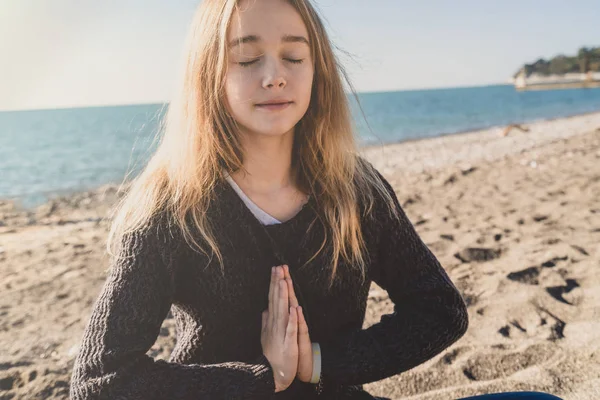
228, 0, 309, 44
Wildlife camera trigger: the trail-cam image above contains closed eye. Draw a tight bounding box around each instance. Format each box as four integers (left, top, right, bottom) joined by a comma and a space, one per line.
238, 58, 304, 67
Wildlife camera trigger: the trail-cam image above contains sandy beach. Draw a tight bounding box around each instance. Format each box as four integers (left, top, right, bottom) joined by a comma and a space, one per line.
1, 112, 599, 399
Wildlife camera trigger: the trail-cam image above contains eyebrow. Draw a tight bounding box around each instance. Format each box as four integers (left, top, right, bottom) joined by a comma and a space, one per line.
228, 34, 310, 49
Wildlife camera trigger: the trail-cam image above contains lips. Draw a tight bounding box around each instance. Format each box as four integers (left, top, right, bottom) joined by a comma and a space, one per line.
255, 101, 293, 111
256, 98, 293, 106
257, 101, 291, 106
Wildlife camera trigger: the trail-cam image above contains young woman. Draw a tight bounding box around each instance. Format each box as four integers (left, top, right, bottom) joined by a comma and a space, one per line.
69, 1, 562, 399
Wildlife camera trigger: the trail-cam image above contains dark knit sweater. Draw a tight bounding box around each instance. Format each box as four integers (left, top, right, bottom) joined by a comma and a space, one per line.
69, 168, 469, 400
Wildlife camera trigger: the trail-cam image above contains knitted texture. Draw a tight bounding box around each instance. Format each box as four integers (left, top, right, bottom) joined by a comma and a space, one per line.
69, 166, 469, 399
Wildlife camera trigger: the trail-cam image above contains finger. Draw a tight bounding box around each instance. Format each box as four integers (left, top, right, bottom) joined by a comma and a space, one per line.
297, 306, 310, 338
269, 265, 282, 304
268, 266, 276, 310
277, 278, 289, 334
284, 266, 300, 308
285, 306, 298, 346
269, 268, 279, 328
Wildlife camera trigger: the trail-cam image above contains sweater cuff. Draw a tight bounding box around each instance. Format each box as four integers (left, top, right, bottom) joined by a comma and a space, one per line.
310, 342, 322, 384
251, 354, 277, 396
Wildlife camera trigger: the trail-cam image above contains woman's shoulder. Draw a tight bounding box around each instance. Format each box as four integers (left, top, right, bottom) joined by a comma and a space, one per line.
354, 155, 399, 218
355, 155, 394, 191
114, 207, 183, 262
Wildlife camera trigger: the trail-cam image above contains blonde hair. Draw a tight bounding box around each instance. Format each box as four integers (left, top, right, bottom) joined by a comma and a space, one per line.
108, 0, 398, 288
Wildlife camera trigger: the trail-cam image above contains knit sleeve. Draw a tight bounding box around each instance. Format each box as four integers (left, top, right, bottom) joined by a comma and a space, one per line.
69, 221, 275, 400
318, 170, 469, 386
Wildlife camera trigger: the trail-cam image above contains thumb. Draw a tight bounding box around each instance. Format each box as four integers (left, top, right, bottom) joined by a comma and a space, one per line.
296, 306, 313, 382
297, 306, 310, 343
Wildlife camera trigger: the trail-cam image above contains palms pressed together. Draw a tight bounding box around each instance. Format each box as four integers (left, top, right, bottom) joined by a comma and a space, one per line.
261, 265, 314, 392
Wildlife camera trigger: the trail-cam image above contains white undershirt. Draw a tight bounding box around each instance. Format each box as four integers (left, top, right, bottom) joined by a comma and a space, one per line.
223, 172, 282, 225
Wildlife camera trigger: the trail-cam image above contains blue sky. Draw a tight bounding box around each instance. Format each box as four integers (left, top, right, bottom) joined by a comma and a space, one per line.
0, 0, 598, 111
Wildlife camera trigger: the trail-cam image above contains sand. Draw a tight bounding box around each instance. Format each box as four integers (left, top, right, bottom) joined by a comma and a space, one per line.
1, 112, 599, 399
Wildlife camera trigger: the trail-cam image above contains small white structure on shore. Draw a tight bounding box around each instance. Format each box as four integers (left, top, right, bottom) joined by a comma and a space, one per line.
513, 68, 600, 91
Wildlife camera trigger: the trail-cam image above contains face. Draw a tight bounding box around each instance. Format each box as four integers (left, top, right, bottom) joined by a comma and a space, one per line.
224, 0, 314, 139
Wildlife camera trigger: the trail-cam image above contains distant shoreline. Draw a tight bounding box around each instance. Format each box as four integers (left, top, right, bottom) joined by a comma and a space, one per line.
3, 108, 600, 210
361, 109, 600, 174
360, 107, 600, 149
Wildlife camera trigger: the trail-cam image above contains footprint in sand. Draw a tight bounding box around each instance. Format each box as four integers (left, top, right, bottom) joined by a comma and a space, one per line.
461, 343, 564, 382
506, 256, 569, 286
454, 247, 501, 263
497, 310, 566, 342
507, 267, 583, 307
546, 278, 581, 306
506, 266, 540, 285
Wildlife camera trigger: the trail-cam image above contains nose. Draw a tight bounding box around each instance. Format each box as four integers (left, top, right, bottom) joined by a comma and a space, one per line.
262, 57, 287, 89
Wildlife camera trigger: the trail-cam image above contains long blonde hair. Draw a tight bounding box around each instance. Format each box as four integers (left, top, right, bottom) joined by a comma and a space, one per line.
108, 0, 398, 287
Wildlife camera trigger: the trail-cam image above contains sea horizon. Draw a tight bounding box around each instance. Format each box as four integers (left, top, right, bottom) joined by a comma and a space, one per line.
2, 84, 600, 208
1, 82, 513, 113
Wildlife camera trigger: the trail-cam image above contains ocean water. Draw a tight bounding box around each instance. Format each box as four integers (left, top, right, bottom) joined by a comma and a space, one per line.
2, 84, 600, 208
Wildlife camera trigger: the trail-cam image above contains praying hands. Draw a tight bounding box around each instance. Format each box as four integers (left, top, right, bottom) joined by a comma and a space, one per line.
260, 265, 314, 393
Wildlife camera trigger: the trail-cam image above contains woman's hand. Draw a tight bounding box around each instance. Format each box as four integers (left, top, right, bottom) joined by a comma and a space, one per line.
261, 266, 299, 393
282, 265, 314, 383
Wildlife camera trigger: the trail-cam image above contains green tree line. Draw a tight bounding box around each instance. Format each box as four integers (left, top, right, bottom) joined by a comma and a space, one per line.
515, 46, 600, 77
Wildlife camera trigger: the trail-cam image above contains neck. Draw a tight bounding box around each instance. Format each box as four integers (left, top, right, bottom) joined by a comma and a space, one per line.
231, 128, 296, 195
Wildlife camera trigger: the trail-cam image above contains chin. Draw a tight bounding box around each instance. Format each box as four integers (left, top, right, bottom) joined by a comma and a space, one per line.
246, 123, 297, 137
255, 128, 293, 137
